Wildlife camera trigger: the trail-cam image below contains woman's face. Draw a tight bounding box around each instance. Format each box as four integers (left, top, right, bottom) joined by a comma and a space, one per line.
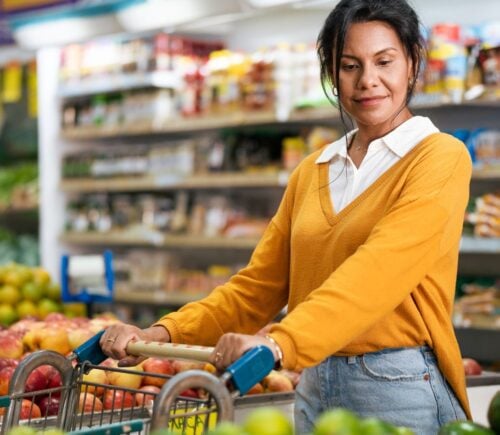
336, 20, 413, 131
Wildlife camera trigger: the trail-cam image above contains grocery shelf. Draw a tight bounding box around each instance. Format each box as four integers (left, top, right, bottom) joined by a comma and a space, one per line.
58, 71, 182, 98
59, 232, 500, 254
60, 171, 289, 193
60, 99, 500, 141
114, 287, 207, 306
60, 231, 261, 249
471, 168, 500, 180
0, 207, 38, 215
60, 107, 339, 140
460, 235, 500, 254
455, 327, 500, 363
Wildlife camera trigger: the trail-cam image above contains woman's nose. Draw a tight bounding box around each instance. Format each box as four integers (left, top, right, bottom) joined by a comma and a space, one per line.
357, 65, 379, 88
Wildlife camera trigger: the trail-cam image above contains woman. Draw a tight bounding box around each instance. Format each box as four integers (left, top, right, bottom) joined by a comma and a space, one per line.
101, 0, 471, 432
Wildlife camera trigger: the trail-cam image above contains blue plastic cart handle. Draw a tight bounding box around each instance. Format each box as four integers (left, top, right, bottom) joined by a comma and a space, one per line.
72, 330, 108, 365
225, 345, 275, 395
69, 419, 144, 435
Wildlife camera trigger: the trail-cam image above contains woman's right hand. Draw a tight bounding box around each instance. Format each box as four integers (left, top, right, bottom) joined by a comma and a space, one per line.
100, 323, 171, 366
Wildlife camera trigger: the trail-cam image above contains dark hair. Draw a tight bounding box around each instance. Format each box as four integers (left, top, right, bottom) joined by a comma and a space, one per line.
317, 0, 425, 124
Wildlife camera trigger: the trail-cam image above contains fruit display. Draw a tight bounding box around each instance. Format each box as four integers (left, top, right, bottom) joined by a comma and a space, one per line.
0, 262, 64, 326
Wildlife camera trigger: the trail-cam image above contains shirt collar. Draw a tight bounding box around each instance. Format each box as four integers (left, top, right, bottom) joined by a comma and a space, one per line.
315, 116, 439, 164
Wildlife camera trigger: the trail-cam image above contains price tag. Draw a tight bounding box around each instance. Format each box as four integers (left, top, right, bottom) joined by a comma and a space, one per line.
154, 174, 183, 187
144, 231, 165, 246
278, 171, 289, 186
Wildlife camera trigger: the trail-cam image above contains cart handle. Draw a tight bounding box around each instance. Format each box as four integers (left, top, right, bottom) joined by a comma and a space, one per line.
69, 419, 144, 435
127, 340, 214, 362
73, 330, 216, 365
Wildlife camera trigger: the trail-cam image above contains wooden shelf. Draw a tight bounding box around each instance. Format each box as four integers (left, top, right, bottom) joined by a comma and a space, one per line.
60, 171, 289, 193
60, 231, 261, 249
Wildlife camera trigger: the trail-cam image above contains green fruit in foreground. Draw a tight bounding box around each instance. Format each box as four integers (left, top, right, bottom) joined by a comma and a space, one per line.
438, 420, 494, 434
243, 407, 293, 435
394, 427, 415, 435
487, 391, 500, 433
313, 408, 361, 435
6, 426, 37, 435
360, 417, 398, 434
40, 429, 66, 435
208, 421, 245, 435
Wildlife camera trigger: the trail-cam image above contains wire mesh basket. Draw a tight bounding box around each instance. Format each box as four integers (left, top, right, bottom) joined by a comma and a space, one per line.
0, 332, 291, 435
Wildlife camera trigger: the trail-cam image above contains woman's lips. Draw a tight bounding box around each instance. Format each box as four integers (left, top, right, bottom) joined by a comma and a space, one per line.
355, 96, 387, 106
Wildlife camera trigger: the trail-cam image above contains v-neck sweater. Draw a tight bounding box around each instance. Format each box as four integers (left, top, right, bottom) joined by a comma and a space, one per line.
156, 132, 472, 415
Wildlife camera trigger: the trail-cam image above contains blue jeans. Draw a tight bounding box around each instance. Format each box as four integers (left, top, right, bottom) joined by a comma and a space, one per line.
294, 346, 466, 435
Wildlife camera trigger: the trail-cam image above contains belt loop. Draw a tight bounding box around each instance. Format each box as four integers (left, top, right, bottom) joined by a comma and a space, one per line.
347, 356, 357, 365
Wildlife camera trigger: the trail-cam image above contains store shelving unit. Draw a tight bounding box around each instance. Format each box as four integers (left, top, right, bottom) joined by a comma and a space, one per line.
38, 39, 500, 353
60, 231, 261, 249
60, 171, 290, 193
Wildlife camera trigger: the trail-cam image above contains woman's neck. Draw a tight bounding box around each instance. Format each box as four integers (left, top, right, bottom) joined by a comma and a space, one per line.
353, 110, 413, 150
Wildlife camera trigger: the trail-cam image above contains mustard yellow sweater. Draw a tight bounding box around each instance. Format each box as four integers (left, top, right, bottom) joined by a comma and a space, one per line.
156, 132, 472, 415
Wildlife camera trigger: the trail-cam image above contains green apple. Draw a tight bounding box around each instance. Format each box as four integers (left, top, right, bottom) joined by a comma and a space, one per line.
6, 426, 37, 435
207, 421, 245, 435
359, 417, 398, 434
243, 407, 293, 435
313, 408, 361, 435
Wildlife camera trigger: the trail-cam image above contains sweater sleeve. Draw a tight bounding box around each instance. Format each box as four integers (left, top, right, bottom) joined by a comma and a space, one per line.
269, 140, 472, 371
153, 181, 294, 345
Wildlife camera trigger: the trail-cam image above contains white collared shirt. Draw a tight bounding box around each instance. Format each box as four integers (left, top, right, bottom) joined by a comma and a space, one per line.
315, 116, 439, 212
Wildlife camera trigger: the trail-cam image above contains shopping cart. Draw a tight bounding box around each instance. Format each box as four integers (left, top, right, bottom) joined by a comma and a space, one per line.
1, 331, 294, 435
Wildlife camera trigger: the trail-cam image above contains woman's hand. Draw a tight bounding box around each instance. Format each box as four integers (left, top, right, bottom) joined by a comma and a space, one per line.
209, 333, 279, 372
100, 323, 170, 366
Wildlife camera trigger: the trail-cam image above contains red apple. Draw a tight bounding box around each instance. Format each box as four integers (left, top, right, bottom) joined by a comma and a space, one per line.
38, 396, 61, 416
142, 358, 175, 387
25, 367, 48, 393
44, 313, 67, 323
463, 358, 482, 376
38, 365, 63, 390
135, 385, 160, 407
19, 399, 42, 420
0, 366, 16, 395
78, 392, 103, 414
0, 333, 23, 359
0, 358, 19, 371
180, 388, 199, 399
103, 390, 135, 410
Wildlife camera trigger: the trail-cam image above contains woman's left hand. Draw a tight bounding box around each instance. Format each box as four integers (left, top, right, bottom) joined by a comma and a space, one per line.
209, 333, 279, 371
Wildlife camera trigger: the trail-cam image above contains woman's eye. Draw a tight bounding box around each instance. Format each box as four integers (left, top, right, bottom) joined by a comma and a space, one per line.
378, 59, 393, 66
341, 64, 358, 71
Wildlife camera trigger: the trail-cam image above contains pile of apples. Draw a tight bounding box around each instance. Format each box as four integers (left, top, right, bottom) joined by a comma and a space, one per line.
78, 357, 298, 416
0, 313, 120, 420
0, 313, 298, 421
